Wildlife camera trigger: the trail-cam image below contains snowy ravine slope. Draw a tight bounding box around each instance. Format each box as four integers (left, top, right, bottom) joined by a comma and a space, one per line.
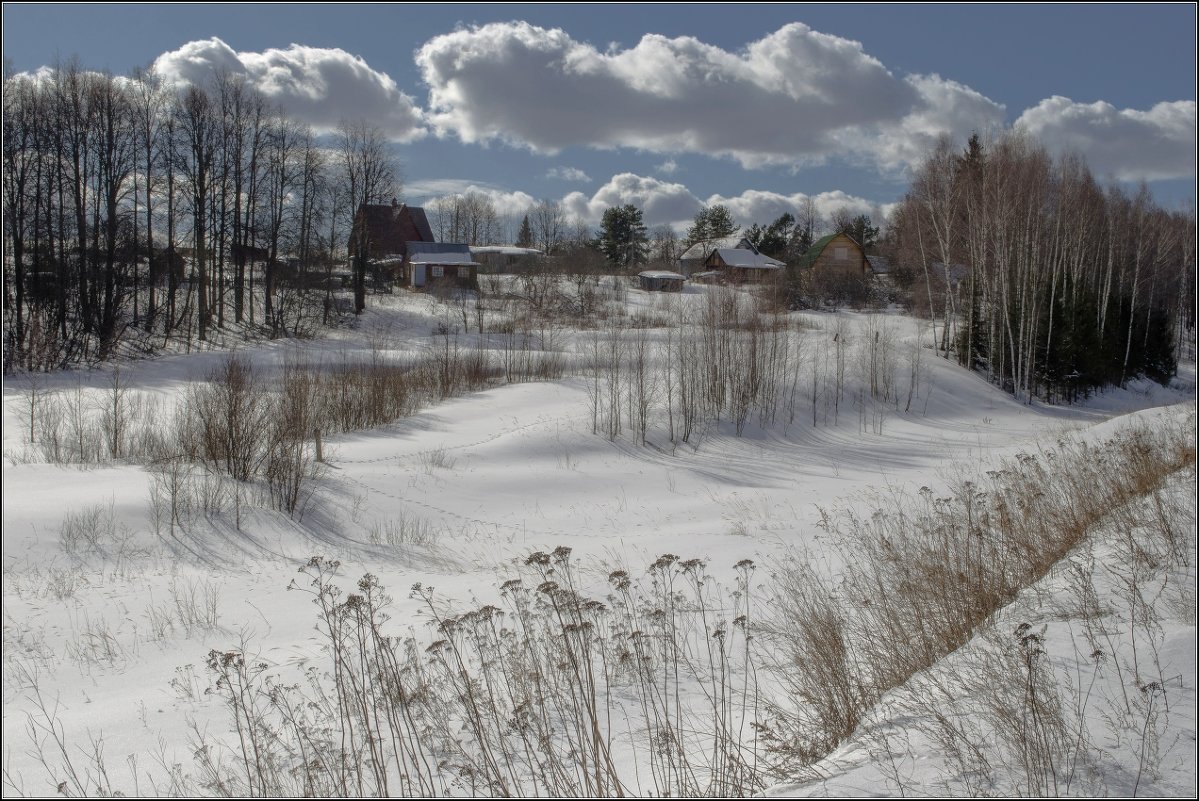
767, 408, 1197, 798
2, 286, 1194, 796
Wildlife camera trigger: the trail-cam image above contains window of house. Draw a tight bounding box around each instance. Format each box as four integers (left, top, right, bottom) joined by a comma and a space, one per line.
835, 247, 848, 260
431, 265, 444, 278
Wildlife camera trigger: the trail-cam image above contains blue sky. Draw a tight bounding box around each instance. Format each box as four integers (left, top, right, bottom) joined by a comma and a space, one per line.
4, 3, 1195, 231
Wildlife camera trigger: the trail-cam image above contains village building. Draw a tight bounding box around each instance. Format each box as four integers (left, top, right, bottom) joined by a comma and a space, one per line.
471, 245, 544, 274
795, 232, 868, 275
676, 235, 761, 277
696, 248, 785, 283
637, 270, 686, 292
346, 199, 436, 286
405, 243, 479, 290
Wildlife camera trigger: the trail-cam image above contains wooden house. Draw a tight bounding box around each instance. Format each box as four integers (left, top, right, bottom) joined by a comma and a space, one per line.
677, 235, 760, 277
405, 243, 479, 290
347, 199, 435, 283
701, 248, 785, 282
795, 232, 868, 275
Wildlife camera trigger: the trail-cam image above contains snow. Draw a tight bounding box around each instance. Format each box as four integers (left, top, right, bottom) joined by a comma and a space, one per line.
2, 283, 1194, 797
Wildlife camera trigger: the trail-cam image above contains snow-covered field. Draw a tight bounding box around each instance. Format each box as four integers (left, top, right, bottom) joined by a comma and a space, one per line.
3, 284, 1194, 797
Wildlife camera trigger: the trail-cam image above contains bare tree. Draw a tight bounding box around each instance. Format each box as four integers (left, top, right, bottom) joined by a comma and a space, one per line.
177, 85, 217, 341
339, 119, 397, 314
531, 199, 566, 255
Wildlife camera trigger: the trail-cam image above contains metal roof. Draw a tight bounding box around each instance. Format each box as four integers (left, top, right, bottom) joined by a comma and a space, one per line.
712, 249, 784, 269
678, 235, 758, 262
408, 242, 478, 265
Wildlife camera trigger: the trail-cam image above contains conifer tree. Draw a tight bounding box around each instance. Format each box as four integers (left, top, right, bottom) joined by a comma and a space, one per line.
516, 214, 534, 248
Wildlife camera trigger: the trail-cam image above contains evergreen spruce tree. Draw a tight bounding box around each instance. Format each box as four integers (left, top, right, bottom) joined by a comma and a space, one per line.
597, 205, 649, 269
516, 215, 534, 248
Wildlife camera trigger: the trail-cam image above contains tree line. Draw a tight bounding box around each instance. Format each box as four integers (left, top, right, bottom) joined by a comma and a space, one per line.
2, 60, 405, 372
886, 132, 1194, 402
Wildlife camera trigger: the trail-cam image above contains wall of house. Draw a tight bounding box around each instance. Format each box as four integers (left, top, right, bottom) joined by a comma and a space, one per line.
813, 233, 866, 274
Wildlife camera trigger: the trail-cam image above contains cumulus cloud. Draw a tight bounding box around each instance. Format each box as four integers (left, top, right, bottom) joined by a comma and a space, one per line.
558, 172, 891, 230
408, 179, 537, 218
706, 188, 890, 229
153, 37, 425, 141
562, 173, 703, 227
656, 159, 679, 175
1014, 97, 1196, 181
415, 21, 1004, 171
546, 166, 592, 182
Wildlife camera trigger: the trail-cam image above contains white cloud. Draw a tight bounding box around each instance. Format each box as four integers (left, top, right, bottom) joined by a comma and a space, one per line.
558, 172, 891, 230
705, 188, 887, 228
546, 166, 592, 182
561, 173, 703, 227
408, 179, 537, 219
1014, 97, 1196, 181
153, 37, 425, 141
655, 159, 679, 175
414, 21, 1004, 171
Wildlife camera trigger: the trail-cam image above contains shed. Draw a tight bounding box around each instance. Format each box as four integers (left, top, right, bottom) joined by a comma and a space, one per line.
637, 270, 685, 292
406, 243, 479, 290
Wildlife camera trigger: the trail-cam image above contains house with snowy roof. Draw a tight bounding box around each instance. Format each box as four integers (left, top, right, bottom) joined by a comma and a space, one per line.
697, 247, 786, 283
405, 242, 479, 290
676, 234, 760, 277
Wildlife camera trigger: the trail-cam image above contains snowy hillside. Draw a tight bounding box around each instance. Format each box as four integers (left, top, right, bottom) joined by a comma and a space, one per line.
3, 283, 1194, 797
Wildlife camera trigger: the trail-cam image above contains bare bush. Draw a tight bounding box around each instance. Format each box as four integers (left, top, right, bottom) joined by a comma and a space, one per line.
191, 354, 270, 481
367, 509, 441, 549
419, 445, 456, 474
58, 501, 121, 557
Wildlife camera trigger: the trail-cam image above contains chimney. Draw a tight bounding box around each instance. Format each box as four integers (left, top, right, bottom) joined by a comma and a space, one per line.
391, 197, 398, 208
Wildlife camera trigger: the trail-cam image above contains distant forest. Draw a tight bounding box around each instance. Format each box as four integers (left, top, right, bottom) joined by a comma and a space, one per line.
3, 62, 1195, 405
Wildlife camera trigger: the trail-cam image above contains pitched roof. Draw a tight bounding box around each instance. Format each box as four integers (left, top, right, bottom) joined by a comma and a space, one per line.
866, 255, 891, 274
407, 242, 477, 265
711, 248, 784, 269
350, 202, 434, 257
678, 235, 758, 262
471, 246, 544, 256
795, 232, 864, 270
638, 270, 685, 280
406, 205, 434, 243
